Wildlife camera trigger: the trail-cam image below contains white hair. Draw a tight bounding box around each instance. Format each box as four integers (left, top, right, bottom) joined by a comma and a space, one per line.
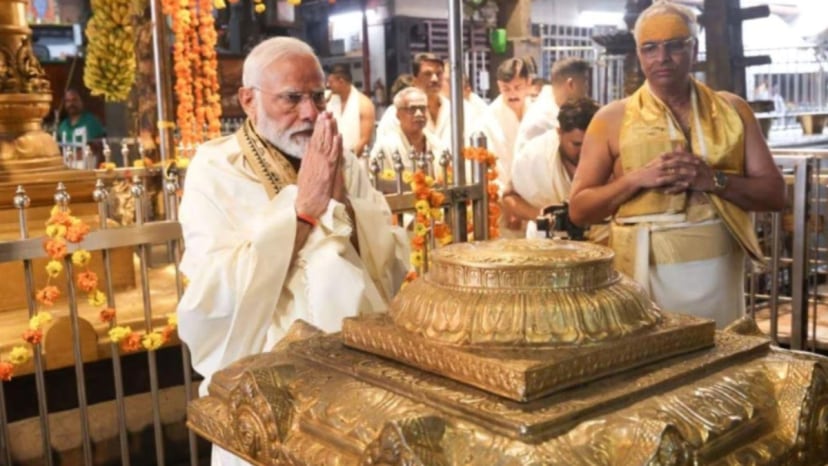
393, 87, 426, 109
242, 37, 323, 88
633, 0, 699, 43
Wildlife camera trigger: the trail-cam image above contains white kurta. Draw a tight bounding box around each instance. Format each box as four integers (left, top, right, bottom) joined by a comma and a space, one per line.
327, 85, 362, 156
177, 135, 409, 465
515, 85, 559, 154
511, 129, 569, 209
376, 95, 451, 147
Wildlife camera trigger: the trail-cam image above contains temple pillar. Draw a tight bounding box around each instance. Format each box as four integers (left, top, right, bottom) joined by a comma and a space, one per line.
0, 0, 61, 175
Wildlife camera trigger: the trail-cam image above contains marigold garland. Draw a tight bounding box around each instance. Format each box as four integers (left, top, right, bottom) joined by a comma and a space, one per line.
162, 0, 223, 148
463, 147, 501, 239
0, 205, 180, 383
402, 170, 453, 287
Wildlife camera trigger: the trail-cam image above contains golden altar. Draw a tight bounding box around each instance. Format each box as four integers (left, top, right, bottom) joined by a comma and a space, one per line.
187, 240, 828, 465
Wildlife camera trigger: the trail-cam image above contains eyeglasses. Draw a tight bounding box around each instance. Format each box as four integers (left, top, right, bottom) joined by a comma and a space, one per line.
638, 37, 695, 58
400, 105, 426, 115
253, 88, 326, 110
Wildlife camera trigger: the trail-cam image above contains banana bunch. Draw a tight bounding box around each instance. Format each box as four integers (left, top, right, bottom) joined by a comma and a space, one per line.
83, 0, 137, 102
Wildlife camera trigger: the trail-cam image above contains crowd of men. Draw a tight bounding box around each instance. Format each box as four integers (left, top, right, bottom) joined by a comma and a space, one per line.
176, 2, 784, 463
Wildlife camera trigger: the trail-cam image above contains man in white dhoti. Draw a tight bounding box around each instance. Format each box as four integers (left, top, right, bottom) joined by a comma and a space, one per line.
569, 2, 784, 328
176, 37, 409, 466
376, 53, 451, 146
514, 58, 591, 153
326, 64, 376, 157
370, 88, 446, 192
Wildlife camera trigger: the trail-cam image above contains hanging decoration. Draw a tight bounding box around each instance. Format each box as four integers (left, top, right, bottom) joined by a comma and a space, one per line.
402, 169, 453, 287
161, 0, 223, 149
83, 0, 139, 102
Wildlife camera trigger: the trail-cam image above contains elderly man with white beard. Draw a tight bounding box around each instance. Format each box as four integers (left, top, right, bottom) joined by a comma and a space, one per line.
176, 37, 409, 466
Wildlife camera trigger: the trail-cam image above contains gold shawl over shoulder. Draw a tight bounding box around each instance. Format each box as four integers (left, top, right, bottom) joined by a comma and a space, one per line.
236, 119, 298, 199
617, 79, 763, 264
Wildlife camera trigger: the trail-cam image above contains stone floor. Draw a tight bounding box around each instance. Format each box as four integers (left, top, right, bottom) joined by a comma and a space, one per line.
6, 384, 211, 466
754, 302, 828, 351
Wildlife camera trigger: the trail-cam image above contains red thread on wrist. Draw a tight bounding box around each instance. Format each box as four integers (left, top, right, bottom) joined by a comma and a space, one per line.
296, 211, 318, 228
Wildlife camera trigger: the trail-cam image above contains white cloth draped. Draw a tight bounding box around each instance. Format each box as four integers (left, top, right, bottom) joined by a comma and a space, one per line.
327, 85, 362, 156
479, 95, 525, 193
515, 85, 559, 154
613, 219, 745, 329
511, 129, 570, 209
463, 93, 489, 144
177, 135, 409, 466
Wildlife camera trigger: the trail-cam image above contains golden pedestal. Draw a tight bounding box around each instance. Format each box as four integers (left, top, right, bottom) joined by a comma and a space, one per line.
187, 240, 828, 465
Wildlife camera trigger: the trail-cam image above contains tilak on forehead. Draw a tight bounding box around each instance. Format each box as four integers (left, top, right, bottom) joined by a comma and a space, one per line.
637, 13, 691, 43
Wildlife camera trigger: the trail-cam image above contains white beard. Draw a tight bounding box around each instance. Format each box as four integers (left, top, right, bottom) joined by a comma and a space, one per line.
255, 99, 312, 159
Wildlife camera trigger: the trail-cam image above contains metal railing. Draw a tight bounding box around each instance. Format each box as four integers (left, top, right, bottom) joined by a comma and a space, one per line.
0, 165, 197, 466
0, 127, 492, 464
748, 151, 828, 352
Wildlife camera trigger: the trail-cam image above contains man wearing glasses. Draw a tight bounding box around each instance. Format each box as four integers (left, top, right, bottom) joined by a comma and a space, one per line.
376, 53, 451, 147
569, 1, 784, 328
176, 36, 408, 466
370, 87, 447, 192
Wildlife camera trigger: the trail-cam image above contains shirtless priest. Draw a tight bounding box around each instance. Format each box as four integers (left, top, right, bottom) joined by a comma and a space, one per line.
176, 37, 409, 466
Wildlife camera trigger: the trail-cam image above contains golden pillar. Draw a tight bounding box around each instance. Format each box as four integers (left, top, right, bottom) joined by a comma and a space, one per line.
0, 0, 61, 174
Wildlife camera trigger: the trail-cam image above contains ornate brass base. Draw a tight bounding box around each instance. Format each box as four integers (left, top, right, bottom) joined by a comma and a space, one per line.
188, 327, 828, 465
342, 312, 715, 401
186, 241, 828, 465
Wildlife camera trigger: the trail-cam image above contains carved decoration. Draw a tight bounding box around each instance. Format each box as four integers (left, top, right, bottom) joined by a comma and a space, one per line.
188, 332, 828, 465
0, 37, 50, 94
391, 240, 667, 346
185, 240, 828, 465
361, 416, 449, 466
227, 366, 296, 463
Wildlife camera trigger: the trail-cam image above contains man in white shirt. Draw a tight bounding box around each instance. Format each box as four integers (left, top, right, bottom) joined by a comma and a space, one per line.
326, 64, 376, 158
514, 57, 591, 153
376, 53, 451, 146
479, 57, 532, 237
370, 87, 446, 192
176, 37, 409, 466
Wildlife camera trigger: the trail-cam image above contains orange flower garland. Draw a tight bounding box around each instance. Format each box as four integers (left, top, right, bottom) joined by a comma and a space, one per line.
0, 204, 181, 383
403, 170, 452, 286
162, 0, 223, 148
463, 147, 501, 239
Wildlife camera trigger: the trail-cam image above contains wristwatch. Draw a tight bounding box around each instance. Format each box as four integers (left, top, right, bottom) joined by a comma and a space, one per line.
712, 170, 728, 192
